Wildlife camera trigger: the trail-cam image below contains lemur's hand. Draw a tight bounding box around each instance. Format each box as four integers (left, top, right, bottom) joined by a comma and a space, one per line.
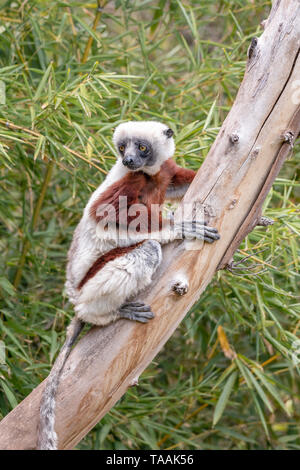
178, 220, 220, 243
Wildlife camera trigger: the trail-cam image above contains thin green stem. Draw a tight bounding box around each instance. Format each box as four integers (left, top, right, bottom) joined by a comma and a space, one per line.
13, 160, 55, 289
81, 0, 107, 64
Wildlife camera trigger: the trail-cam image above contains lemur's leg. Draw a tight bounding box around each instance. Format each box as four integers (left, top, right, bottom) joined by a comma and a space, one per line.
74, 240, 162, 326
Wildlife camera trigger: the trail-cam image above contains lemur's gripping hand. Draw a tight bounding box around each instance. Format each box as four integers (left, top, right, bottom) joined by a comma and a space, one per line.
178, 221, 220, 243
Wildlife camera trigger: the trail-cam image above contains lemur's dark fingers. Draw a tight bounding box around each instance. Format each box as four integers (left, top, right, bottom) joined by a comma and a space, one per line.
191, 223, 219, 234
133, 313, 155, 323
122, 301, 145, 308
190, 224, 220, 239
203, 236, 216, 243
121, 305, 153, 313
136, 311, 155, 319
203, 226, 219, 234
182, 222, 218, 234
183, 229, 220, 242
204, 229, 220, 240
119, 310, 155, 323
120, 302, 152, 312
200, 231, 220, 242
119, 301, 154, 323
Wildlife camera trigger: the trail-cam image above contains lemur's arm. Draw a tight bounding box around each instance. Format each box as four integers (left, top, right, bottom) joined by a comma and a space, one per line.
165, 164, 196, 200
162, 164, 219, 244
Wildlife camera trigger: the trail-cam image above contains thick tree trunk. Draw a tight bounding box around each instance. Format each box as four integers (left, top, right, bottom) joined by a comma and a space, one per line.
0, 0, 299, 450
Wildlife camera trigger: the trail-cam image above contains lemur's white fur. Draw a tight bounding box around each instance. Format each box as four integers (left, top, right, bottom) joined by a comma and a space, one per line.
74, 240, 162, 325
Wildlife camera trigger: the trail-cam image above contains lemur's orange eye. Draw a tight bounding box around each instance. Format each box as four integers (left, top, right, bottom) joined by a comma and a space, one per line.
139, 145, 146, 152
119, 145, 125, 152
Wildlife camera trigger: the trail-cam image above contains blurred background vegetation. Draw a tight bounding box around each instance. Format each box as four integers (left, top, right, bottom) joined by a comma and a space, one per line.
0, 0, 299, 450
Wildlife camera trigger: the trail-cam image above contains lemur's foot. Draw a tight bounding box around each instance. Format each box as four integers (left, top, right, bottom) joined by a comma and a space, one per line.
119, 301, 154, 323
181, 221, 220, 243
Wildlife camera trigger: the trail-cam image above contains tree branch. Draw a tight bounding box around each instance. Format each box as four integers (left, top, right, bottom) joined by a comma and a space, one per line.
0, 0, 299, 450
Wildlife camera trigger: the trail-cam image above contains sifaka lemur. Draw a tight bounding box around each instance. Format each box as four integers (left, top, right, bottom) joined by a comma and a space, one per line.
37, 120, 220, 450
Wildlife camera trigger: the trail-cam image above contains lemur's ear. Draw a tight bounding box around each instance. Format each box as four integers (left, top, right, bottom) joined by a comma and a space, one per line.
164, 128, 174, 138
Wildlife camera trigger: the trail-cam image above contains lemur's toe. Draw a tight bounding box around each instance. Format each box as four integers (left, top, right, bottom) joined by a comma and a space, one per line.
133, 313, 154, 323
120, 311, 155, 323
203, 236, 215, 243
119, 302, 154, 323
204, 227, 220, 241
121, 301, 152, 312
204, 226, 219, 233
122, 301, 145, 308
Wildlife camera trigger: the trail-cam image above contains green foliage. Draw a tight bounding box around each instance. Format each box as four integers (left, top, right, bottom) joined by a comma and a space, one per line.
0, 0, 299, 450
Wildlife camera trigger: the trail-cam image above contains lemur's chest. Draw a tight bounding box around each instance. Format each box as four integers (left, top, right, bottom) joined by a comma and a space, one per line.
135, 166, 173, 208
89, 159, 176, 223
138, 179, 166, 206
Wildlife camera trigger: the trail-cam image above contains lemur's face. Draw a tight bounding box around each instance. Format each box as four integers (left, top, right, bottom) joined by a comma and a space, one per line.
113, 121, 175, 174
117, 137, 155, 170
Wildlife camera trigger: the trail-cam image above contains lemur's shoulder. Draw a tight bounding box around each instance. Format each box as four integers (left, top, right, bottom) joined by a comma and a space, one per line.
89, 171, 146, 221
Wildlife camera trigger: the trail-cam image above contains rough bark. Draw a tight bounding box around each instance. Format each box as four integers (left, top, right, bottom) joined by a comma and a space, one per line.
0, 0, 299, 450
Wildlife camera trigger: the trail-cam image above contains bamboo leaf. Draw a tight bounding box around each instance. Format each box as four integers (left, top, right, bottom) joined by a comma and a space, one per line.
33, 63, 52, 102
213, 371, 238, 426
0, 277, 15, 296
0, 380, 18, 409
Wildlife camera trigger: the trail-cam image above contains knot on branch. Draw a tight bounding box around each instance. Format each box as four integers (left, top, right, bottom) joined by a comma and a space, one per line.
282, 130, 295, 147
229, 133, 239, 144
171, 275, 189, 296
250, 146, 261, 160
257, 216, 275, 227
129, 377, 139, 387
247, 37, 258, 60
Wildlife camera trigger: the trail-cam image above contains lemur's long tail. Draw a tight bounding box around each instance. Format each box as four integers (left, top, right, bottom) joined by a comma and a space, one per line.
37, 317, 84, 450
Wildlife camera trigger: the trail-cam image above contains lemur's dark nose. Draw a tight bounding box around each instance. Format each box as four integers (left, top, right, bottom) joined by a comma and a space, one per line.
123, 156, 135, 168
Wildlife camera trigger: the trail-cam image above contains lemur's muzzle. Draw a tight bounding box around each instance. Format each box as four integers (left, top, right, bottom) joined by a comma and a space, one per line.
123, 156, 142, 170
